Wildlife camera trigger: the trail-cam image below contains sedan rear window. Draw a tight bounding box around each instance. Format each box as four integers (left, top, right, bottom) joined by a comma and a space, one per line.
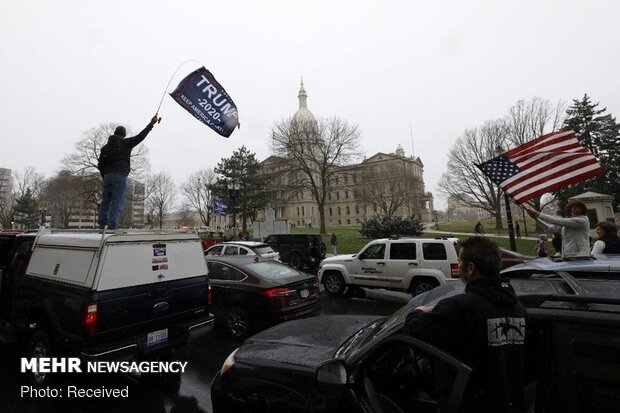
244, 261, 300, 280
255, 245, 276, 254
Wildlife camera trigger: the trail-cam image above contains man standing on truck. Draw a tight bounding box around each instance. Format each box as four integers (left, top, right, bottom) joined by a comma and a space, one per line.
98, 115, 158, 229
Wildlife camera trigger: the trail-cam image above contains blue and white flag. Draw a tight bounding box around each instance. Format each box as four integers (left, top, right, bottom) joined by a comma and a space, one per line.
170, 67, 240, 138
214, 199, 228, 216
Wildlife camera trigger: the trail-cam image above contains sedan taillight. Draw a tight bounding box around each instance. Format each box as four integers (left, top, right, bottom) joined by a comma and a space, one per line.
82, 303, 98, 335
261, 287, 297, 298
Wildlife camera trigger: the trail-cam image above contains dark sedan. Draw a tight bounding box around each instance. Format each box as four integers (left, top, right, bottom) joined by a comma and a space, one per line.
206, 256, 321, 339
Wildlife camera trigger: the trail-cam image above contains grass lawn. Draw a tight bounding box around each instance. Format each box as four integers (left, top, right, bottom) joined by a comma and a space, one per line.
288, 217, 543, 257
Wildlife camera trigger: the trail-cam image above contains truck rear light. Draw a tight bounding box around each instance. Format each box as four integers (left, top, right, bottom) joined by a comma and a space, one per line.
261, 287, 297, 298
451, 263, 460, 278
83, 303, 98, 335
207, 284, 213, 305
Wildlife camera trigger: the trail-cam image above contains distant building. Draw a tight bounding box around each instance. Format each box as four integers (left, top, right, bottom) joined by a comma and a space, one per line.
259, 81, 433, 227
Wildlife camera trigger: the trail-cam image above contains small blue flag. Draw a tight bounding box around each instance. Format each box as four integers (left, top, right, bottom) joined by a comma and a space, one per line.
214, 200, 228, 216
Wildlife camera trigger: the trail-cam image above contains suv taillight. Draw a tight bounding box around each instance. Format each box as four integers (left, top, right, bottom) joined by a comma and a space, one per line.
207, 284, 213, 305
450, 263, 459, 278
82, 303, 98, 335
261, 287, 297, 298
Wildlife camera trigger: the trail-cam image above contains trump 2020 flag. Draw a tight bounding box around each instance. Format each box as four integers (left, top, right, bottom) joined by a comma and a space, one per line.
476, 130, 603, 204
214, 199, 228, 216
170, 67, 239, 137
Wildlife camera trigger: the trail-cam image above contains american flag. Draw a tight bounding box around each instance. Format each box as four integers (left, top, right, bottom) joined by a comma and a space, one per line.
476, 130, 603, 204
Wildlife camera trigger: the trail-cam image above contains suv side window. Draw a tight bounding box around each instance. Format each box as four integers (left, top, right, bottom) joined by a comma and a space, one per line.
390, 243, 417, 260
422, 242, 447, 260
362, 244, 386, 260
224, 246, 239, 255
265, 235, 278, 245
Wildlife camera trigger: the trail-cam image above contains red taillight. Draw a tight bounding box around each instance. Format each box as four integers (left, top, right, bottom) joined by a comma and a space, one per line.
450, 263, 459, 278
83, 303, 98, 335
261, 287, 297, 298
207, 284, 213, 305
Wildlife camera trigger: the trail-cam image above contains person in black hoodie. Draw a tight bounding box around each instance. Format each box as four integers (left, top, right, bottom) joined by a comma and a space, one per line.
404, 236, 527, 413
97, 115, 158, 229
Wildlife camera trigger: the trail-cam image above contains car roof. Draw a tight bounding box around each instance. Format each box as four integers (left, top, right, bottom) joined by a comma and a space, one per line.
222, 241, 270, 247
206, 255, 271, 265
502, 254, 620, 275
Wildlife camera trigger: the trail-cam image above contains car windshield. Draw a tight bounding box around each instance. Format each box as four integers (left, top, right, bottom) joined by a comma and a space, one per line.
243, 261, 301, 280
335, 291, 430, 360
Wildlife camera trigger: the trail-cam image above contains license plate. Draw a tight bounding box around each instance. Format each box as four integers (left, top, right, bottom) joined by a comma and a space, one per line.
147, 328, 168, 346
300, 289, 309, 298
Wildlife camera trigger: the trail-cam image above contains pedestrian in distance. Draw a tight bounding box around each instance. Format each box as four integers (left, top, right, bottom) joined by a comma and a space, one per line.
526, 200, 590, 258
98, 115, 158, 229
515, 221, 521, 239
330, 232, 338, 255
591, 221, 620, 254
536, 234, 549, 257
474, 221, 484, 235
404, 236, 527, 413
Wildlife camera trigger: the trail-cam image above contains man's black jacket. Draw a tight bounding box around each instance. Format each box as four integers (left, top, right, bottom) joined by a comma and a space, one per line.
98, 123, 153, 177
404, 277, 527, 413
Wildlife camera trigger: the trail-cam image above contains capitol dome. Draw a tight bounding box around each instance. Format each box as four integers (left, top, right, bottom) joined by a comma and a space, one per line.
292, 79, 316, 124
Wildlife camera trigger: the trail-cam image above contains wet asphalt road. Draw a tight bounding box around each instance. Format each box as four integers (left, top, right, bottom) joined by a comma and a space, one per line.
0, 289, 410, 413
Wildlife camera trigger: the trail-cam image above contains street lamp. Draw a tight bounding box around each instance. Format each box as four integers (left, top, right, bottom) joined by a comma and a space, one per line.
227, 181, 240, 239
495, 145, 518, 252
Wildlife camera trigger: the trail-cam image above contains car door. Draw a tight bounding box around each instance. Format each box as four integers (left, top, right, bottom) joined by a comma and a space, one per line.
349, 242, 387, 287
384, 241, 419, 290
342, 334, 472, 413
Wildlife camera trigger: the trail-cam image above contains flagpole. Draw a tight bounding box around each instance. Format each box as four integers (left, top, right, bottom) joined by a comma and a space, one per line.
495, 145, 518, 252
155, 59, 202, 118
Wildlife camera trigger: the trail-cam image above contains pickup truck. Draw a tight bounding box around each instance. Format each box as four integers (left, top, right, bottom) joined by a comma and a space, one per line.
318, 237, 461, 296
0, 229, 214, 386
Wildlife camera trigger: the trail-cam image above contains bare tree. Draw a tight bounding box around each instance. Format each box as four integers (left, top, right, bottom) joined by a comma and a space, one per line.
357, 168, 422, 218
270, 116, 363, 234
39, 171, 83, 228
438, 120, 509, 229
182, 168, 216, 227
145, 171, 177, 229
505, 97, 566, 146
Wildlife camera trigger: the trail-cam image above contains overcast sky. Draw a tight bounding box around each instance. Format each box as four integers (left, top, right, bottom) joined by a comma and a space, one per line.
2, 1, 619, 210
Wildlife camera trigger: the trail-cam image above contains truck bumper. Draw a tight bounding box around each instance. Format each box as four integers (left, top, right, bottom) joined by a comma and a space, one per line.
80, 313, 214, 362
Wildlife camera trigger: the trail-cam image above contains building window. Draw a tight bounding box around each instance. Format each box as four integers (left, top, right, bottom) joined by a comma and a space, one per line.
345, 191, 349, 199
302, 206, 305, 216
346, 206, 350, 215
347, 219, 351, 224
338, 220, 342, 225
336, 192, 340, 200
355, 205, 360, 214
328, 192, 332, 201
337, 207, 341, 216
297, 207, 300, 216
329, 207, 332, 216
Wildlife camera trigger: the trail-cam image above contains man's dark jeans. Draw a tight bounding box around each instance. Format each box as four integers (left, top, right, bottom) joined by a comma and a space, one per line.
98, 173, 127, 229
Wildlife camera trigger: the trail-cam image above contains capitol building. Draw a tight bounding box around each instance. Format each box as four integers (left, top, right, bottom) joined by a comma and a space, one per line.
258, 81, 434, 227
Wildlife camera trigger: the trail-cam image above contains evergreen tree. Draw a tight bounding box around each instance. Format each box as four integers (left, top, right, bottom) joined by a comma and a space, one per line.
557, 94, 620, 210
13, 188, 40, 229
212, 146, 268, 232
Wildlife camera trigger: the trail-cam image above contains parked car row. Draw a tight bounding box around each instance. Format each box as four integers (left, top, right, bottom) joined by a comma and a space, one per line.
212, 254, 620, 412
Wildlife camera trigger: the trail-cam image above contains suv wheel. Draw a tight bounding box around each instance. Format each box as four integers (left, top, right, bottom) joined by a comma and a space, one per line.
410, 278, 440, 296
323, 271, 346, 295
288, 253, 304, 269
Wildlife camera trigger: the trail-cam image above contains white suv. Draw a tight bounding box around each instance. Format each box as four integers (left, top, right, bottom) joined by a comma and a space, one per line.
318, 237, 460, 296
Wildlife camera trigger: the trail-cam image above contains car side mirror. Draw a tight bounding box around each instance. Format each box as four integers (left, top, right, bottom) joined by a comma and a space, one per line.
316, 359, 347, 393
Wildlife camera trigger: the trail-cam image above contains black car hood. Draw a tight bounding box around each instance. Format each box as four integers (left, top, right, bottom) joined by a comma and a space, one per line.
235, 315, 381, 369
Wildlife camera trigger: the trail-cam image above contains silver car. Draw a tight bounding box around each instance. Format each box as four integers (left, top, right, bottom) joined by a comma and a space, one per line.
205, 241, 280, 261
